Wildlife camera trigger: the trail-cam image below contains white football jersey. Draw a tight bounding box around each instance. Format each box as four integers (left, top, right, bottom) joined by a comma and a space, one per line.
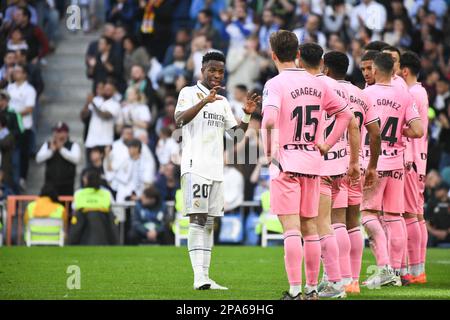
176, 81, 238, 181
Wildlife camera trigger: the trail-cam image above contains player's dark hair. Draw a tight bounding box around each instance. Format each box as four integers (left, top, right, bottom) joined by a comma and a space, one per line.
323, 51, 349, 79
299, 43, 323, 68
373, 52, 394, 75
235, 84, 248, 92
364, 40, 389, 52
202, 51, 226, 65
382, 45, 401, 57
85, 169, 102, 190
269, 30, 299, 63
40, 184, 59, 203
400, 51, 421, 76
361, 50, 379, 62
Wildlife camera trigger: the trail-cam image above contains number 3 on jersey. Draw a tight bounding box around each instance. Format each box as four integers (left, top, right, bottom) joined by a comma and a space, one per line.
291, 105, 320, 142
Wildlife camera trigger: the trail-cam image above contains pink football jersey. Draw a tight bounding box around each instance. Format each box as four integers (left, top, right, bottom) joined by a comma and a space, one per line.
363, 83, 421, 171
316, 74, 350, 176
339, 80, 380, 169
409, 82, 429, 175
262, 68, 348, 175
392, 75, 408, 91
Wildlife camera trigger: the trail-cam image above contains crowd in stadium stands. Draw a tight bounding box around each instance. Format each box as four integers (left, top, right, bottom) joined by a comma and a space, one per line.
0, 0, 450, 245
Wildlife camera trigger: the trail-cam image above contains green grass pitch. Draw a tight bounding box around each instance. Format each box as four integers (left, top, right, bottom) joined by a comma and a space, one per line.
0, 246, 449, 300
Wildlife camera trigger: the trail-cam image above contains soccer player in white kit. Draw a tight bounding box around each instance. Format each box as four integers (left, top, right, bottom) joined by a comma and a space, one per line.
175, 51, 261, 290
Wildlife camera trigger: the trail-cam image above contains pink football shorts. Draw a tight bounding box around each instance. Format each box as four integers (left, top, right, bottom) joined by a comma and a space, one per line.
404, 169, 419, 214
361, 169, 405, 214
270, 171, 320, 218
332, 175, 364, 209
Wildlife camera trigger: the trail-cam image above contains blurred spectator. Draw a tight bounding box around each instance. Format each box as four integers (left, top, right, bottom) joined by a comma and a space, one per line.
87, 36, 124, 93
221, 4, 255, 50
117, 86, 151, 138
80, 146, 110, 190
323, 0, 347, 34
155, 95, 176, 135
7, 27, 29, 52
0, 51, 17, 88
190, 0, 226, 32
155, 162, 179, 201
438, 104, 450, 172
250, 156, 270, 202
162, 28, 191, 67
84, 81, 121, 153
35, 122, 81, 196
9, 6, 49, 63
350, 0, 387, 40
123, 35, 150, 82
426, 182, 450, 247
223, 152, 244, 213
265, 0, 295, 27
107, 0, 136, 31
4, 0, 39, 25
226, 35, 264, 91
7, 64, 36, 190
0, 113, 15, 188
258, 9, 280, 52
155, 127, 179, 166
196, 8, 222, 50
186, 33, 211, 81
85, 23, 116, 71
69, 169, 118, 245
15, 49, 44, 97
113, 139, 155, 202
129, 185, 170, 244
293, 13, 327, 48
434, 79, 450, 111
127, 64, 157, 118
228, 84, 247, 120
158, 44, 188, 88
0, 170, 14, 201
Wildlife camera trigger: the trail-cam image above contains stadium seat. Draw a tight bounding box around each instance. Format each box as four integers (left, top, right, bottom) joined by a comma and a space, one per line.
25, 218, 64, 247
256, 191, 284, 247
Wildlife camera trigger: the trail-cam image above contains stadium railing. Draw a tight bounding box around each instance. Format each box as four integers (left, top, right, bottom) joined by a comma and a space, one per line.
4, 197, 267, 246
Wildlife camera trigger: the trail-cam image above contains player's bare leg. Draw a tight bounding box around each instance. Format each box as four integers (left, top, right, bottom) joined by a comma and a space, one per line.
188, 213, 211, 290
361, 210, 396, 287
331, 208, 353, 289
317, 193, 346, 298
278, 214, 304, 300
346, 204, 364, 293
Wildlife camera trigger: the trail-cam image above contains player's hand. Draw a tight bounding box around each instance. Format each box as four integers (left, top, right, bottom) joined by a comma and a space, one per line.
364, 167, 377, 190
243, 92, 261, 115
204, 86, 223, 104
315, 143, 331, 156
347, 162, 360, 186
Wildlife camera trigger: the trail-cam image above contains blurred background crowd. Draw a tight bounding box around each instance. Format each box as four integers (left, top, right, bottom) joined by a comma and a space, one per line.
0, 0, 449, 246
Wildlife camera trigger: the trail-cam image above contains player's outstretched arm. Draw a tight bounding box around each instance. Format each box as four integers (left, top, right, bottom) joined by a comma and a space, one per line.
364, 120, 381, 189
403, 119, 424, 139
317, 107, 353, 155
261, 107, 278, 162
175, 86, 223, 127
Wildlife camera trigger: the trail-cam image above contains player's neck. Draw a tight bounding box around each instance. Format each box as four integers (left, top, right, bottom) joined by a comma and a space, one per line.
303, 66, 321, 75
375, 76, 391, 85
404, 75, 417, 87
276, 61, 298, 73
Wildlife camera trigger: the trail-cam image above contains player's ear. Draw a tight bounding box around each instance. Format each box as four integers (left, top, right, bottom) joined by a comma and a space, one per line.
271, 51, 277, 63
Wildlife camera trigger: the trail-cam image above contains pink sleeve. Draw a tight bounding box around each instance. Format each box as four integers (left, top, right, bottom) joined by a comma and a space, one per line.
405, 94, 421, 126
262, 79, 282, 112
324, 107, 353, 148
363, 93, 379, 125
261, 107, 279, 158
322, 84, 348, 117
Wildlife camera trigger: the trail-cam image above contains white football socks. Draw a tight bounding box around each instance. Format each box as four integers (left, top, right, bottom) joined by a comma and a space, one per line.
203, 216, 215, 280
188, 223, 206, 282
